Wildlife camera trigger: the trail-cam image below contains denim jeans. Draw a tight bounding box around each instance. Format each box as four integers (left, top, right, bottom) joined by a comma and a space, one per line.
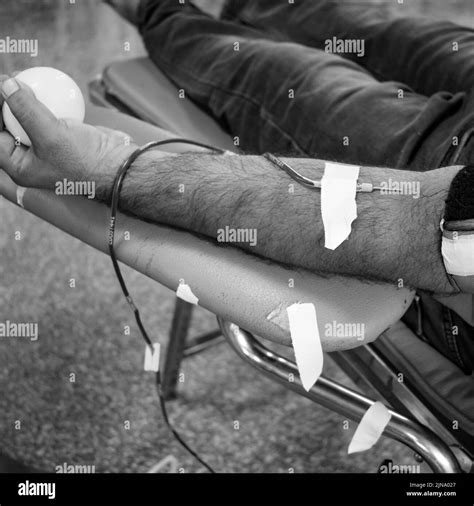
137, 0, 474, 371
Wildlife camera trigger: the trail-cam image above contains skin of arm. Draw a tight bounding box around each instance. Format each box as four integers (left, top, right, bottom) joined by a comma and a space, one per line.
95, 151, 462, 294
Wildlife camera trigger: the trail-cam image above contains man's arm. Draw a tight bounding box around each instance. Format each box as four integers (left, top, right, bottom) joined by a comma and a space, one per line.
96, 151, 461, 294
0, 78, 462, 294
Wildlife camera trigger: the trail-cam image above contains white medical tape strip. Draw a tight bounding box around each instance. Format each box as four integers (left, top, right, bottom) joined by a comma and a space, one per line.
16, 186, 27, 208
441, 233, 474, 277
286, 303, 323, 392
321, 162, 360, 250
348, 401, 392, 454
176, 281, 199, 305
144, 343, 161, 372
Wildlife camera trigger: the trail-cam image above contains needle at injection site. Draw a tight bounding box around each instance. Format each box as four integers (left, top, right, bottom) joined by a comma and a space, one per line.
263, 153, 403, 193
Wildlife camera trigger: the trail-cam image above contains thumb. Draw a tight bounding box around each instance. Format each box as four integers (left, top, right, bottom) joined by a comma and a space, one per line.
1, 77, 59, 147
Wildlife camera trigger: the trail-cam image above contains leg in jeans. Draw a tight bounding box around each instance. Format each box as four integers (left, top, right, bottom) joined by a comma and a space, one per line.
137, 0, 474, 169
221, 0, 474, 96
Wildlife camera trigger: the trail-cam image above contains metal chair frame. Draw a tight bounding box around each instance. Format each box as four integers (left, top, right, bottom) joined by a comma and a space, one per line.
217, 319, 469, 473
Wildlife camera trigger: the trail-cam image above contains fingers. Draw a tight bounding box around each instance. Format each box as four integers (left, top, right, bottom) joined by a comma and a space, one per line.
0, 131, 18, 170
0, 73, 24, 130
0, 131, 28, 185
0, 168, 16, 197
0, 74, 9, 130
1, 77, 60, 147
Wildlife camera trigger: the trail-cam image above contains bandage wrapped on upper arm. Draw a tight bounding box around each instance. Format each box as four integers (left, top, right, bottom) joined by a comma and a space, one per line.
441, 165, 474, 293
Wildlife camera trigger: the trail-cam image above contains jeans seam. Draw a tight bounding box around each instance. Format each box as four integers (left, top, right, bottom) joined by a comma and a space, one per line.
229, 9, 393, 84
150, 52, 310, 156
443, 306, 467, 371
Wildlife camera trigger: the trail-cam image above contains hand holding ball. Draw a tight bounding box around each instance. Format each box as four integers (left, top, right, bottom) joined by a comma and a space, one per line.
2, 67, 85, 147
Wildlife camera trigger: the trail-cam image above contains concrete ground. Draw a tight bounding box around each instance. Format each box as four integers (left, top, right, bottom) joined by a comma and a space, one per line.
0, 0, 471, 473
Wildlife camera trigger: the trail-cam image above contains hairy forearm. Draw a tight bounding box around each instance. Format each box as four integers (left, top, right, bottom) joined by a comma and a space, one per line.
97, 151, 462, 294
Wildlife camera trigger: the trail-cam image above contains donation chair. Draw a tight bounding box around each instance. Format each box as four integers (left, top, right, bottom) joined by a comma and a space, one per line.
0, 56, 471, 474
89, 57, 474, 473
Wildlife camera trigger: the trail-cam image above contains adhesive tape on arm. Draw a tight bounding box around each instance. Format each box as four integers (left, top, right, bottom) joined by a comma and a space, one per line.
321, 162, 360, 250
16, 186, 27, 208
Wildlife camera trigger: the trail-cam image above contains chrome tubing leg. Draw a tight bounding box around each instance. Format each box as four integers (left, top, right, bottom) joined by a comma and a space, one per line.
217, 319, 462, 474
162, 298, 194, 400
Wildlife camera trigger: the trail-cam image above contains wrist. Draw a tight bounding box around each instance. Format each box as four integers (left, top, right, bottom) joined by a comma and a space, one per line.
93, 144, 139, 203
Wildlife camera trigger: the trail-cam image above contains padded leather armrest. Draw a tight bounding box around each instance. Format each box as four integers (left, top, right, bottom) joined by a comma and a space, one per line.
0, 171, 413, 351
101, 57, 236, 151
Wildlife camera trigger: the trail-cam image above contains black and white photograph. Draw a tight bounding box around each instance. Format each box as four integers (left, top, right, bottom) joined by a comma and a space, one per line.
0, 1, 473, 505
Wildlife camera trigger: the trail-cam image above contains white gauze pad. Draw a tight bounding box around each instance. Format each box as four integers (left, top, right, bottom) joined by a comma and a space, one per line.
321, 162, 360, 250
348, 401, 391, 454
286, 303, 323, 392
441, 232, 474, 277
